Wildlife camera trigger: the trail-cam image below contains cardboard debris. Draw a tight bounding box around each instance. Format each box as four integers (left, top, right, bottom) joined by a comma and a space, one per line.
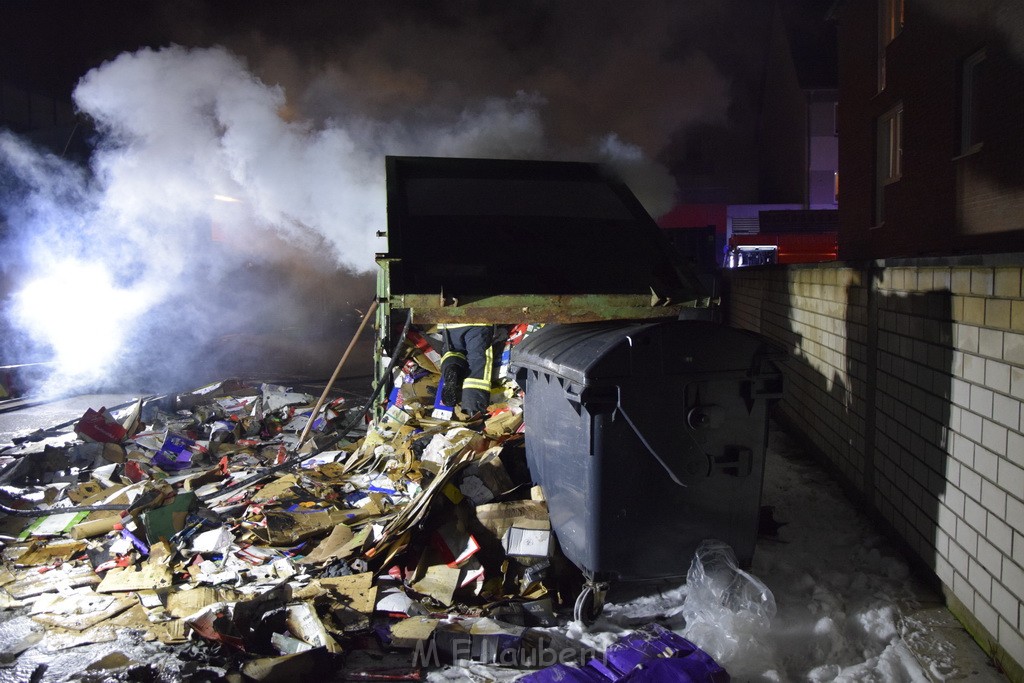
241, 648, 341, 683
389, 616, 440, 648
30, 591, 135, 630
476, 500, 550, 542
165, 586, 241, 618
0, 323, 608, 679
411, 564, 462, 606
284, 602, 342, 653
252, 507, 349, 545
97, 542, 173, 593
296, 523, 355, 564
458, 447, 514, 505
251, 474, 300, 503
15, 539, 86, 567
69, 515, 121, 540
6, 564, 100, 600
0, 589, 22, 610
319, 572, 378, 613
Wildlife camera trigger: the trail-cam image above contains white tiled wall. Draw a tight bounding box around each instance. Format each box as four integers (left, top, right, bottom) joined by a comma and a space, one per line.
726, 261, 1024, 675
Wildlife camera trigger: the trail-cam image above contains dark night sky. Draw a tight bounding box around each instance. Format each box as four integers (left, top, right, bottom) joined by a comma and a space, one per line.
0, 2, 835, 94
0, 1, 836, 169
0, 1, 836, 389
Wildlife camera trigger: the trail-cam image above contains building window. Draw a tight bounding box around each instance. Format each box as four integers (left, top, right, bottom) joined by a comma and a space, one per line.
877, 0, 905, 91
875, 103, 903, 224
881, 0, 905, 44
960, 49, 986, 154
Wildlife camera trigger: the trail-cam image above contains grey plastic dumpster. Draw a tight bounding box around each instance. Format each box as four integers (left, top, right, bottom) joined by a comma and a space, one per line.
510, 319, 782, 621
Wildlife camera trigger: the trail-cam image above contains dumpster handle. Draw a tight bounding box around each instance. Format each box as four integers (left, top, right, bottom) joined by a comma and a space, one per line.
616, 386, 709, 486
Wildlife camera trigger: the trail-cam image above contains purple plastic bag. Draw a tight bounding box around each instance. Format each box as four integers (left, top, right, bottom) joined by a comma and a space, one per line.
520, 624, 728, 683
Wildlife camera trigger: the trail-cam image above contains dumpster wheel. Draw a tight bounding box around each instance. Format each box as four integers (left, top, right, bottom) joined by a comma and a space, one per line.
573, 582, 608, 625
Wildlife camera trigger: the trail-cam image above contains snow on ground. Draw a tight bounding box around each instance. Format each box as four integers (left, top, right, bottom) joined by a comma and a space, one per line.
432, 423, 1002, 682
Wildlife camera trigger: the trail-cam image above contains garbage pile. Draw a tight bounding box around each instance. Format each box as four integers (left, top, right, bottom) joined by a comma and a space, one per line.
0, 326, 569, 680
0, 324, 735, 682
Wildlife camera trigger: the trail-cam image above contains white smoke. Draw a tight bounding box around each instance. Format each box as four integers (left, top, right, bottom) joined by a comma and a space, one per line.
1, 41, 712, 396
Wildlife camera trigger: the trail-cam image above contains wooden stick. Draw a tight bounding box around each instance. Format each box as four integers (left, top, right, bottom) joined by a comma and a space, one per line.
297, 299, 379, 448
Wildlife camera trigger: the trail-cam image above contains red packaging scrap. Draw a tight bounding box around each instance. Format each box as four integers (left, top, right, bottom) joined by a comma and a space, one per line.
406, 329, 442, 368
507, 324, 530, 345
431, 523, 481, 568
123, 460, 149, 483
75, 407, 127, 443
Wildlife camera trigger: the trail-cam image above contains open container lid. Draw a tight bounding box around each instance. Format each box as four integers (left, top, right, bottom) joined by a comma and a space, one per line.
379, 156, 711, 324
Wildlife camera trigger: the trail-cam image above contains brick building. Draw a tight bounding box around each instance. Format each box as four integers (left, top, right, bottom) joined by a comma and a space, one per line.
725, 1, 1024, 678
839, 0, 1024, 258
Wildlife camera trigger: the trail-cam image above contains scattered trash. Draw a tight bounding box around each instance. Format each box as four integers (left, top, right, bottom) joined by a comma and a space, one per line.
0, 321, 751, 679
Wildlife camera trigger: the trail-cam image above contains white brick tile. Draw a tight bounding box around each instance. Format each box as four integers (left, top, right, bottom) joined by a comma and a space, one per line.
1009, 495, 1024, 528
986, 359, 1013, 394
1000, 618, 1024, 663
952, 268, 972, 295
979, 537, 1002, 576
963, 353, 987, 384
949, 538, 971, 577
961, 466, 984, 500
953, 348, 968, 377
992, 580, 1018, 624
926, 445, 945, 475
1012, 367, 1024, 400
956, 323, 980, 352
972, 269, 995, 296
1002, 557, 1024, 597
995, 267, 1022, 298
989, 513, 1013, 555
937, 500, 961, 534
977, 449, 1002, 485
936, 555, 955, 587
950, 405, 963, 433
970, 385, 994, 417
972, 593, 999, 637
983, 419, 1009, 453
1006, 332, 1024, 366
980, 328, 1005, 358
952, 573, 973, 609
998, 458, 1024, 499
913, 339, 930, 364
965, 496, 987, 532
948, 460, 962, 487
982, 477, 1008, 515
961, 410, 984, 443
1008, 430, 1024, 469
936, 527, 951, 557
928, 344, 950, 373
993, 394, 1021, 431
956, 517, 980, 554
1015, 530, 1024, 568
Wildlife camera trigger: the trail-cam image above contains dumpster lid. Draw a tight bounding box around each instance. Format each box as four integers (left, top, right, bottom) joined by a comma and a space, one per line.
380, 156, 709, 323
510, 320, 780, 387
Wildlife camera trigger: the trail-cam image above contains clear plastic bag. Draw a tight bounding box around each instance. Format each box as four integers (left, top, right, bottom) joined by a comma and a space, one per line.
682, 539, 777, 670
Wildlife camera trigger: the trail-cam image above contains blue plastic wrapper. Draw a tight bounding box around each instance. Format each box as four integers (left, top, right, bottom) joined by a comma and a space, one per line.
152, 432, 197, 471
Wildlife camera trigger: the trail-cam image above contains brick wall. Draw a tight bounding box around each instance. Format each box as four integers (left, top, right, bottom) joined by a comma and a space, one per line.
726, 258, 1024, 679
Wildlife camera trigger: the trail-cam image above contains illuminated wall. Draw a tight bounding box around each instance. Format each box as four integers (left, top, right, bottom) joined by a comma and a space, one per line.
727, 258, 1024, 679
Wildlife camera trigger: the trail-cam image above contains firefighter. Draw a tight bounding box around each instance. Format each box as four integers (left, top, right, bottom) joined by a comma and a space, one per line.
439, 323, 503, 417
